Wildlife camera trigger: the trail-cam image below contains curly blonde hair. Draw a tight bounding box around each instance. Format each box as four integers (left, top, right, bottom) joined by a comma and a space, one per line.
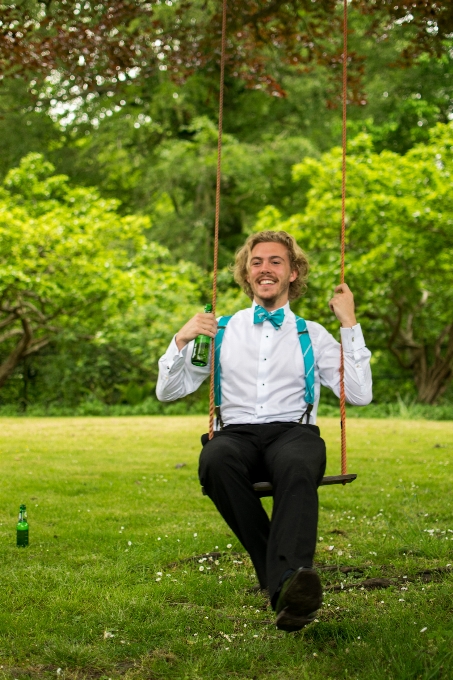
232, 230, 309, 301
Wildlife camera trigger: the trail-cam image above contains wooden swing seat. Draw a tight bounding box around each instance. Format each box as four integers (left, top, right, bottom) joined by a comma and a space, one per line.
202, 473, 356, 498
250, 474, 357, 497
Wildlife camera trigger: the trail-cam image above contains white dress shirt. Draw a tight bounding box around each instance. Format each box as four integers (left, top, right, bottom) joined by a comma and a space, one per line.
156, 302, 372, 425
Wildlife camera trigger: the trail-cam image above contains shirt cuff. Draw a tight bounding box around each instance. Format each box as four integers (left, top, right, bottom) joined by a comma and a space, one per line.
340, 323, 366, 353
162, 336, 189, 371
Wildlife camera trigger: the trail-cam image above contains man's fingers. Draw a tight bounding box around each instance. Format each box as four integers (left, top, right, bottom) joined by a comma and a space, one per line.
175, 313, 218, 349
196, 313, 217, 335
198, 327, 216, 338
190, 313, 217, 339
334, 282, 351, 294
329, 283, 356, 327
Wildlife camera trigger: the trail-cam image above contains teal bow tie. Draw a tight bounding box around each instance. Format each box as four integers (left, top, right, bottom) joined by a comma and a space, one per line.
253, 305, 285, 329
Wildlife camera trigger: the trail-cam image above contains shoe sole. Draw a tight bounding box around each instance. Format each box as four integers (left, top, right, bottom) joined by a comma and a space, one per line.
275, 569, 322, 632
275, 607, 317, 632
283, 568, 322, 614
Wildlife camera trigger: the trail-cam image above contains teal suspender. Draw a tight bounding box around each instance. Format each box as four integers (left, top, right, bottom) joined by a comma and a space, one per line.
214, 315, 233, 410
295, 315, 315, 423
214, 313, 315, 425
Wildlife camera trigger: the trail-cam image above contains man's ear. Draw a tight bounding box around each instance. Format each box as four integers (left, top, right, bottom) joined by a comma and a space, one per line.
289, 270, 298, 283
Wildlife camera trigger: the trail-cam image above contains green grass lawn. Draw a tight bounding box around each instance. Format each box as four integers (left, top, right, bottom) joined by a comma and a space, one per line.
0, 416, 452, 680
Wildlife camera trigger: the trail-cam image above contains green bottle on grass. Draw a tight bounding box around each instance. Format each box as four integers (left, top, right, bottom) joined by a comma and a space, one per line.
191, 304, 213, 367
16, 504, 29, 547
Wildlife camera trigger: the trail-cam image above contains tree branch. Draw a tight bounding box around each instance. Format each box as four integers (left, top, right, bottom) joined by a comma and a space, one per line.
0, 313, 18, 330
388, 345, 414, 371
434, 323, 452, 359
19, 300, 49, 322
0, 328, 23, 343
22, 336, 52, 356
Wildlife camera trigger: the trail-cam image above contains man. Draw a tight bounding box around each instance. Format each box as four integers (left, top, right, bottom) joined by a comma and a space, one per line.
156, 230, 372, 632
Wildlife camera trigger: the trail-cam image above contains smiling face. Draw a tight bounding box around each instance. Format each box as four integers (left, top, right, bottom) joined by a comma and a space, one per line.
246, 241, 298, 310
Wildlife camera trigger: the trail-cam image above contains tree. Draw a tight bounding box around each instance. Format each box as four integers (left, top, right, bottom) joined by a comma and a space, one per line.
0, 78, 62, 180
256, 123, 453, 403
125, 116, 317, 267
0, 153, 206, 397
2, 0, 452, 105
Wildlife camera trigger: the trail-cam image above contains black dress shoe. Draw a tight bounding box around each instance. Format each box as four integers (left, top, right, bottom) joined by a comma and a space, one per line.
274, 568, 322, 632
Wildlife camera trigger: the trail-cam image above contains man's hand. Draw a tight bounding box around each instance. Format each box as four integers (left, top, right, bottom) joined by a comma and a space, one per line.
175, 313, 218, 351
329, 283, 357, 328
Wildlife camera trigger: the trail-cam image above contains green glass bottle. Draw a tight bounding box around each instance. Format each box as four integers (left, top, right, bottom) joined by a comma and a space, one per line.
16, 504, 29, 547
191, 303, 213, 367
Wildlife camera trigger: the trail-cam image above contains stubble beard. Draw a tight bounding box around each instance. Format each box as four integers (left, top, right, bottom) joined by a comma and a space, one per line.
252, 279, 291, 309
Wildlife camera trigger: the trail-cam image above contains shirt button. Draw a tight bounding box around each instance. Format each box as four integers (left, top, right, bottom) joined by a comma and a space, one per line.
264, 358, 267, 361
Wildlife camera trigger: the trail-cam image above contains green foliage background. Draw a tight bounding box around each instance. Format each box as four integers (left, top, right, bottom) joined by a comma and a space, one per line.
1, 11, 453, 412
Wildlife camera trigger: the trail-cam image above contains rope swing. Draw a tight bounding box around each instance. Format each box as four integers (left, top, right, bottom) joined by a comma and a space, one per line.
339, 0, 348, 477
206, 0, 356, 488
208, 0, 227, 442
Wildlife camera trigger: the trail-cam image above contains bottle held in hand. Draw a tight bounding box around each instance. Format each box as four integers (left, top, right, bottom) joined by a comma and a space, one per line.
16, 504, 29, 547
191, 304, 213, 367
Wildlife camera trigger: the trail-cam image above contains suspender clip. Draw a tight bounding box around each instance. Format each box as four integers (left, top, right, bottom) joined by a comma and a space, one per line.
215, 405, 224, 430
299, 403, 313, 425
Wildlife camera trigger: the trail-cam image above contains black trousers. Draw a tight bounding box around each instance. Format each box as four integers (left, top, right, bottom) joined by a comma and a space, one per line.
198, 422, 326, 605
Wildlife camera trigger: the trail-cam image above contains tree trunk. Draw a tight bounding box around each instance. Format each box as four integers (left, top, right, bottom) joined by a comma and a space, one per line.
0, 318, 32, 388
388, 305, 453, 405
415, 369, 452, 404
0, 317, 52, 389
413, 332, 453, 404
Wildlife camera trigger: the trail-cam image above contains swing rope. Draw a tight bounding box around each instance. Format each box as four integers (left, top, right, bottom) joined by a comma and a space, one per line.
208, 0, 227, 441
340, 0, 348, 475
208, 0, 350, 481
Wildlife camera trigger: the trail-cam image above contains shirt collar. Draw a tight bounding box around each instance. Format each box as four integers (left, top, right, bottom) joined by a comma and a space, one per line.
250, 300, 291, 326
